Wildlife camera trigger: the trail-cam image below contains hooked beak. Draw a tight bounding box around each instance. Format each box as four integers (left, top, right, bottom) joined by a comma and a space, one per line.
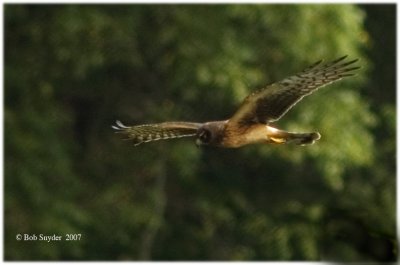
195, 138, 202, 148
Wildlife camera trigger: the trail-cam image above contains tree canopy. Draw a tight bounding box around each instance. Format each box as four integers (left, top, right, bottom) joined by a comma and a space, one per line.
4, 4, 396, 261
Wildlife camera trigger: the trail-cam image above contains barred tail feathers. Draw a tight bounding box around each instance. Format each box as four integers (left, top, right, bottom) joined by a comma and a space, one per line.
268, 127, 321, 146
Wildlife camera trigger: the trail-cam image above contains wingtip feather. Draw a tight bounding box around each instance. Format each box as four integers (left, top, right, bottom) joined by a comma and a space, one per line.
116, 120, 129, 128
112, 120, 131, 131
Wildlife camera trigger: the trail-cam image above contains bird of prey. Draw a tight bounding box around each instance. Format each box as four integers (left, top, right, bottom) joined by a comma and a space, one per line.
113, 56, 359, 148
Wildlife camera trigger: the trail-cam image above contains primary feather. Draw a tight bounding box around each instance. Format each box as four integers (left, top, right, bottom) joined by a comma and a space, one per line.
112, 120, 201, 146
227, 55, 360, 127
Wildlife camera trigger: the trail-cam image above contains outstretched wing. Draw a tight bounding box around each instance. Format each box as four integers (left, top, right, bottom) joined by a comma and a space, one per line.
227, 55, 360, 128
112, 120, 202, 146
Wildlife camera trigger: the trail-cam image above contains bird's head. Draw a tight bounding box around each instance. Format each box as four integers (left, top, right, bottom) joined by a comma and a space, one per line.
196, 127, 212, 147
195, 121, 226, 147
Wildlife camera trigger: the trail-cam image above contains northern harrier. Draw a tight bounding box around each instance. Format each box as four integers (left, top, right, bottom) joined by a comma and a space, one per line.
113, 56, 359, 148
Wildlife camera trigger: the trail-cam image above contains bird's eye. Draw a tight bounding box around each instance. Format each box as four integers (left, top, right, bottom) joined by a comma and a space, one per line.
199, 129, 212, 143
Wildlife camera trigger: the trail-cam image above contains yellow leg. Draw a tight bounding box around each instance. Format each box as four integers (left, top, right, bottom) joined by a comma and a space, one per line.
269, 136, 287, 144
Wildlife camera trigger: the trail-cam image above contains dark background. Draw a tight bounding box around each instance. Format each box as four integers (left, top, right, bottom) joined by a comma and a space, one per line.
4, 4, 396, 261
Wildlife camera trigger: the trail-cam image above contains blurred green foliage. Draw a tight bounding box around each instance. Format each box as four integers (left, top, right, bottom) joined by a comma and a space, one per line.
4, 4, 396, 261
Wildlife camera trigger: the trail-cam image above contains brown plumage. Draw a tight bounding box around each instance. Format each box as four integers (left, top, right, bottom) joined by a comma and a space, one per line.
113, 56, 359, 148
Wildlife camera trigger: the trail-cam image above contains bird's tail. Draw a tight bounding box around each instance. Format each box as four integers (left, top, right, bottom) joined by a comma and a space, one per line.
269, 130, 321, 146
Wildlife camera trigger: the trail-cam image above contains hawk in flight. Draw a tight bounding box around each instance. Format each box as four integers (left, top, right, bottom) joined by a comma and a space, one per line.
113, 56, 359, 148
